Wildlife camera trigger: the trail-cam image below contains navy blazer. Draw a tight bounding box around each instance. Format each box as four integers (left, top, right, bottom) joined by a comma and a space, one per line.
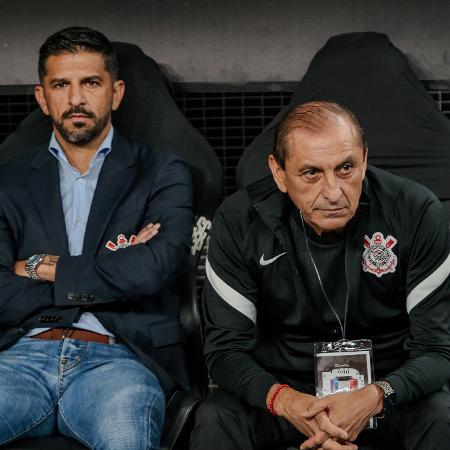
0, 131, 193, 394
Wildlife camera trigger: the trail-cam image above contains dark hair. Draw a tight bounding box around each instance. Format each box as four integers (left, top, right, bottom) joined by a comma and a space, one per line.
38, 26, 118, 82
273, 101, 367, 169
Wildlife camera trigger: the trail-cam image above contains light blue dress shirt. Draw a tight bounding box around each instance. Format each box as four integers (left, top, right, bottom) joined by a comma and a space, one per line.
28, 127, 115, 337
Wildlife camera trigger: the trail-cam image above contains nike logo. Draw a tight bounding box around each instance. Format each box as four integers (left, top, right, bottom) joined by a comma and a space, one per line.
259, 252, 287, 266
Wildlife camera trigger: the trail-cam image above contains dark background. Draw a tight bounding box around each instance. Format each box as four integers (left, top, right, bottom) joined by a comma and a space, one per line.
1, 0, 449, 196
1, 0, 450, 84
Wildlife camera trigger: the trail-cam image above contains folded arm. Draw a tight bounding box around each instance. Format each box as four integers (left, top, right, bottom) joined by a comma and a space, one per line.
13, 222, 162, 282
0, 154, 193, 323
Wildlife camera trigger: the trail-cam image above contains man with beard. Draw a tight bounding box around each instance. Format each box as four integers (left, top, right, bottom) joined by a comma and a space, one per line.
0, 27, 193, 450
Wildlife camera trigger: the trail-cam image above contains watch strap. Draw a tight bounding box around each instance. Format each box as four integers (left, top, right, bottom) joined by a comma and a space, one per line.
25, 254, 47, 280
373, 380, 395, 397
373, 380, 396, 419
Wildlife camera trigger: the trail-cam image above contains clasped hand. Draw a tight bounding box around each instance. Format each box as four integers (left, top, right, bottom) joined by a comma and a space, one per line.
274, 385, 383, 450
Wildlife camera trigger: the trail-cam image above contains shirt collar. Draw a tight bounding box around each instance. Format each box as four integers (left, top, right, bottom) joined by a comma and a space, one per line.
48, 126, 114, 162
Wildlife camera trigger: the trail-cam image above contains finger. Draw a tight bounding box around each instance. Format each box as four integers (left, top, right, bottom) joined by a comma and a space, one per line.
144, 222, 160, 230
300, 430, 329, 449
137, 222, 160, 236
140, 226, 160, 238
315, 413, 348, 441
135, 223, 161, 244
135, 229, 159, 244
321, 438, 358, 450
135, 224, 152, 241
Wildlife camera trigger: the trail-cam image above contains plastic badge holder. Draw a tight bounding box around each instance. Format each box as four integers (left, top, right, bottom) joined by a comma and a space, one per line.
314, 339, 376, 428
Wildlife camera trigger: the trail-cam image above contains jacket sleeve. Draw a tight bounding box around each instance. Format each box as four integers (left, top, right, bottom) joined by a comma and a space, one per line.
385, 198, 450, 404
53, 155, 193, 306
0, 205, 56, 326
203, 197, 278, 409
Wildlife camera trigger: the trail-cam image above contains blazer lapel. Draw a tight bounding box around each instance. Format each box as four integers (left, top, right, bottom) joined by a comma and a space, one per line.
82, 133, 137, 253
28, 148, 69, 255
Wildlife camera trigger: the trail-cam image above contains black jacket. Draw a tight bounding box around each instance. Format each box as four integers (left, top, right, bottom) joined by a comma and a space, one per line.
204, 166, 450, 409
0, 132, 193, 394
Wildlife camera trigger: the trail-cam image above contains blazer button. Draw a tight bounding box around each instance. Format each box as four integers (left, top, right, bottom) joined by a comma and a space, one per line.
68, 293, 76, 301
80, 293, 89, 302
56, 316, 63, 322
88, 293, 95, 301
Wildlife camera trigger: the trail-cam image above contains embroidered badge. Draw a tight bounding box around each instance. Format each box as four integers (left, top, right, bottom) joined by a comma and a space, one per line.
105, 234, 137, 251
362, 232, 397, 277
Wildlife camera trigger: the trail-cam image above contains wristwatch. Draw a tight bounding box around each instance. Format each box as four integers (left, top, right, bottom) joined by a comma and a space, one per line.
373, 380, 396, 418
25, 254, 47, 280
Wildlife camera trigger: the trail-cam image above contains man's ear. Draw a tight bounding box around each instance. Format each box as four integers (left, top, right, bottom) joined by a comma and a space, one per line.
268, 155, 287, 193
34, 85, 50, 116
112, 79, 125, 111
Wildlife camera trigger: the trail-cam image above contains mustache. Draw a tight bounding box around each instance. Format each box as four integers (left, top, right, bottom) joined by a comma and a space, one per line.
61, 106, 95, 120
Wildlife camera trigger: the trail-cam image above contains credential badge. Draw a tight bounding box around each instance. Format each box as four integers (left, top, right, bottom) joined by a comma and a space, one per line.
105, 233, 137, 251
362, 232, 397, 277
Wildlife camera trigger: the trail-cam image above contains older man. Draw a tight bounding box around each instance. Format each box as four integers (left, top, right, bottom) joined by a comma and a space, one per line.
191, 101, 450, 450
0, 27, 192, 449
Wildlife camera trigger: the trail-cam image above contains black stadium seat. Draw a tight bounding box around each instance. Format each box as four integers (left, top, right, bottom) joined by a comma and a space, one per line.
236, 32, 450, 217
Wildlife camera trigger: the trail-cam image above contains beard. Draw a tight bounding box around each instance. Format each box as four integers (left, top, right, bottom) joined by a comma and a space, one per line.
54, 106, 110, 145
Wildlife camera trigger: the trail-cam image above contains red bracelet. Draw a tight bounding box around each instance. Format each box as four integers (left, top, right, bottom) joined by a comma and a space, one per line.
268, 384, 289, 416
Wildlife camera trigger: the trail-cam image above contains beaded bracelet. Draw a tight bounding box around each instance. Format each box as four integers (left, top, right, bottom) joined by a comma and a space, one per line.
268, 384, 290, 416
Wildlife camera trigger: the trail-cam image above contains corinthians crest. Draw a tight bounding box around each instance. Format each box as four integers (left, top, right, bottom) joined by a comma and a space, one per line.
362, 232, 397, 277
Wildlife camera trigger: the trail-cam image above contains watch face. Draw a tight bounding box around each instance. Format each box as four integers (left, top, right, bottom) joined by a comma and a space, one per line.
27, 255, 42, 266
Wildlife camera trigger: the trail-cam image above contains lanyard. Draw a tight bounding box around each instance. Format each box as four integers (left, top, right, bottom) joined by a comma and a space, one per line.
299, 211, 349, 339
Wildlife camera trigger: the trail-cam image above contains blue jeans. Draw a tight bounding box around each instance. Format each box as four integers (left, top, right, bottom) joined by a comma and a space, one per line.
0, 337, 165, 450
